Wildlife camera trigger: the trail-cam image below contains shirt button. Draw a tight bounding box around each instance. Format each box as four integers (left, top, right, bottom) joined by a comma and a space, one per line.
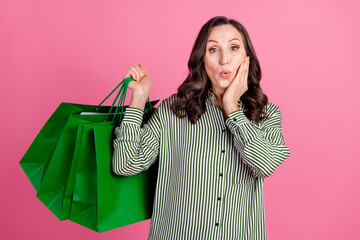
221, 150, 225, 153
217, 197, 221, 201
222, 129, 226, 132
233, 118, 237, 121
219, 173, 223, 177
215, 222, 219, 227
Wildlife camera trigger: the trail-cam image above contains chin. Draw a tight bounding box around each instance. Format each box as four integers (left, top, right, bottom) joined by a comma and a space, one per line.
219, 80, 231, 89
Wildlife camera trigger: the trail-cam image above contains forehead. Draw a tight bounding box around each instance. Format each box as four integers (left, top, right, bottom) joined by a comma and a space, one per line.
207, 24, 243, 44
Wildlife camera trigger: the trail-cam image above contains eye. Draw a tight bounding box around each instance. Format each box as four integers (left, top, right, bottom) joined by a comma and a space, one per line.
209, 47, 217, 53
231, 45, 239, 51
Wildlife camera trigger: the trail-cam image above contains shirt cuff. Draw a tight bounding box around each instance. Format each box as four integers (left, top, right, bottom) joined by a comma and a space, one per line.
225, 110, 251, 127
122, 107, 144, 126
225, 110, 263, 143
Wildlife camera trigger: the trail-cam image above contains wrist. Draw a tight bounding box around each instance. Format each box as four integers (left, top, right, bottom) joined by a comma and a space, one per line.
129, 92, 148, 110
224, 104, 239, 115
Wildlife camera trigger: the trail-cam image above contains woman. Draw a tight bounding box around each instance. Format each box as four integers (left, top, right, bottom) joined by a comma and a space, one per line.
112, 16, 290, 240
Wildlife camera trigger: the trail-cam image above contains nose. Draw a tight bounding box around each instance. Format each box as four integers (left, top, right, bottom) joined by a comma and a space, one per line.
220, 50, 230, 65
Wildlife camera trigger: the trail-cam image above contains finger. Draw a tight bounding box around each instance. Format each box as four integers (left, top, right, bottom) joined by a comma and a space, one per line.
134, 65, 142, 73
239, 62, 248, 87
236, 61, 246, 80
245, 57, 250, 74
134, 65, 145, 79
245, 60, 249, 78
139, 64, 148, 75
233, 59, 247, 85
139, 64, 147, 73
233, 63, 242, 81
123, 71, 133, 79
241, 60, 247, 70
128, 69, 139, 81
238, 60, 246, 75
123, 72, 130, 78
132, 66, 144, 80
245, 57, 250, 71
243, 61, 249, 88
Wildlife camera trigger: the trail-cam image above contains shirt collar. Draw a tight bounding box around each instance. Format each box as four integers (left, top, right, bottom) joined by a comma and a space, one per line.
207, 90, 245, 110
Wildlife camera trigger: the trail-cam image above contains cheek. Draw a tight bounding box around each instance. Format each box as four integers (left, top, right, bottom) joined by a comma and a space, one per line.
204, 57, 217, 72
233, 57, 245, 70
235, 52, 246, 63
204, 60, 218, 83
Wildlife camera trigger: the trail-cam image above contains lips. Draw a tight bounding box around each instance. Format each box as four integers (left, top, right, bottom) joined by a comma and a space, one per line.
220, 70, 231, 78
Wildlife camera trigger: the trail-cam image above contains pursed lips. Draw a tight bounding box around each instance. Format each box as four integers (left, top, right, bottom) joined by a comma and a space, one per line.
220, 70, 232, 78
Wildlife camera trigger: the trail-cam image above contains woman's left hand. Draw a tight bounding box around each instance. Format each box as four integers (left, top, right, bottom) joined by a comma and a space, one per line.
223, 56, 250, 115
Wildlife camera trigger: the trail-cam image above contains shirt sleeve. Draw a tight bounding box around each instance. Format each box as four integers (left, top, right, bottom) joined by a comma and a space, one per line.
225, 104, 291, 178
111, 103, 162, 176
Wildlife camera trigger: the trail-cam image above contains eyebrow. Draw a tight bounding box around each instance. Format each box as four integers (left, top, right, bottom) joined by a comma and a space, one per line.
207, 38, 241, 43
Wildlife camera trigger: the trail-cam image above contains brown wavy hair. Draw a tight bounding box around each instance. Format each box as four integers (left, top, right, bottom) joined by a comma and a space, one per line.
171, 16, 269, 124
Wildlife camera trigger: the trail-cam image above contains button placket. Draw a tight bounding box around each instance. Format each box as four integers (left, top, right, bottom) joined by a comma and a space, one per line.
215, 123, 227, 231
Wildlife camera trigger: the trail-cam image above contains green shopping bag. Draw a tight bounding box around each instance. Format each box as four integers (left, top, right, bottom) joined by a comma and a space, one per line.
35, 115, 122, 220
19, 102, 114, 192
35, 107, 157, 221
69, 118, 158, 232
19, 78, 132, 192
20, 77, 159, 230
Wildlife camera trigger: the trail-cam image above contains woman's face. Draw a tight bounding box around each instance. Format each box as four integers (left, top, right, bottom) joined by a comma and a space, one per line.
204, 24, 247, 93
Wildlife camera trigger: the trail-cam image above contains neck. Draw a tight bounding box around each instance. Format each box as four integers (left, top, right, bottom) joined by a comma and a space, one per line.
210, 90, 225, 111
211, 88, 225, 105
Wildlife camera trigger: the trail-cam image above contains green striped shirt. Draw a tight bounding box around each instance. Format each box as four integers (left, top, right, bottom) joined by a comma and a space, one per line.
112, 91, 291, 239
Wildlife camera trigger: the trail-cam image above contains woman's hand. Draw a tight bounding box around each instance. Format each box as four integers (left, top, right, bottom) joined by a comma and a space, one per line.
223, 56, 250, 115
123, 64, 152, 110
124, 64, 152, 96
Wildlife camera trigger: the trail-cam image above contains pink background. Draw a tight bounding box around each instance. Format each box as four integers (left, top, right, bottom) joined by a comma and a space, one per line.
1, 0, 359, 239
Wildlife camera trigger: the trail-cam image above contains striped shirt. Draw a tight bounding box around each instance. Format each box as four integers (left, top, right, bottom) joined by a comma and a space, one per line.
112, 90, 291, 240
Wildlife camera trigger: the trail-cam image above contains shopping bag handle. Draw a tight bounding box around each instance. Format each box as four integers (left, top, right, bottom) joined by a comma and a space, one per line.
95, 77, 153, 122
112, 77, 153, 123
96, 80, 123, 110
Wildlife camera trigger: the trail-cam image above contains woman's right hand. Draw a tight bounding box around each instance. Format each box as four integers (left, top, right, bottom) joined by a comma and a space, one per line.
123, 64, 151, 97
124, 64, 152, 110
